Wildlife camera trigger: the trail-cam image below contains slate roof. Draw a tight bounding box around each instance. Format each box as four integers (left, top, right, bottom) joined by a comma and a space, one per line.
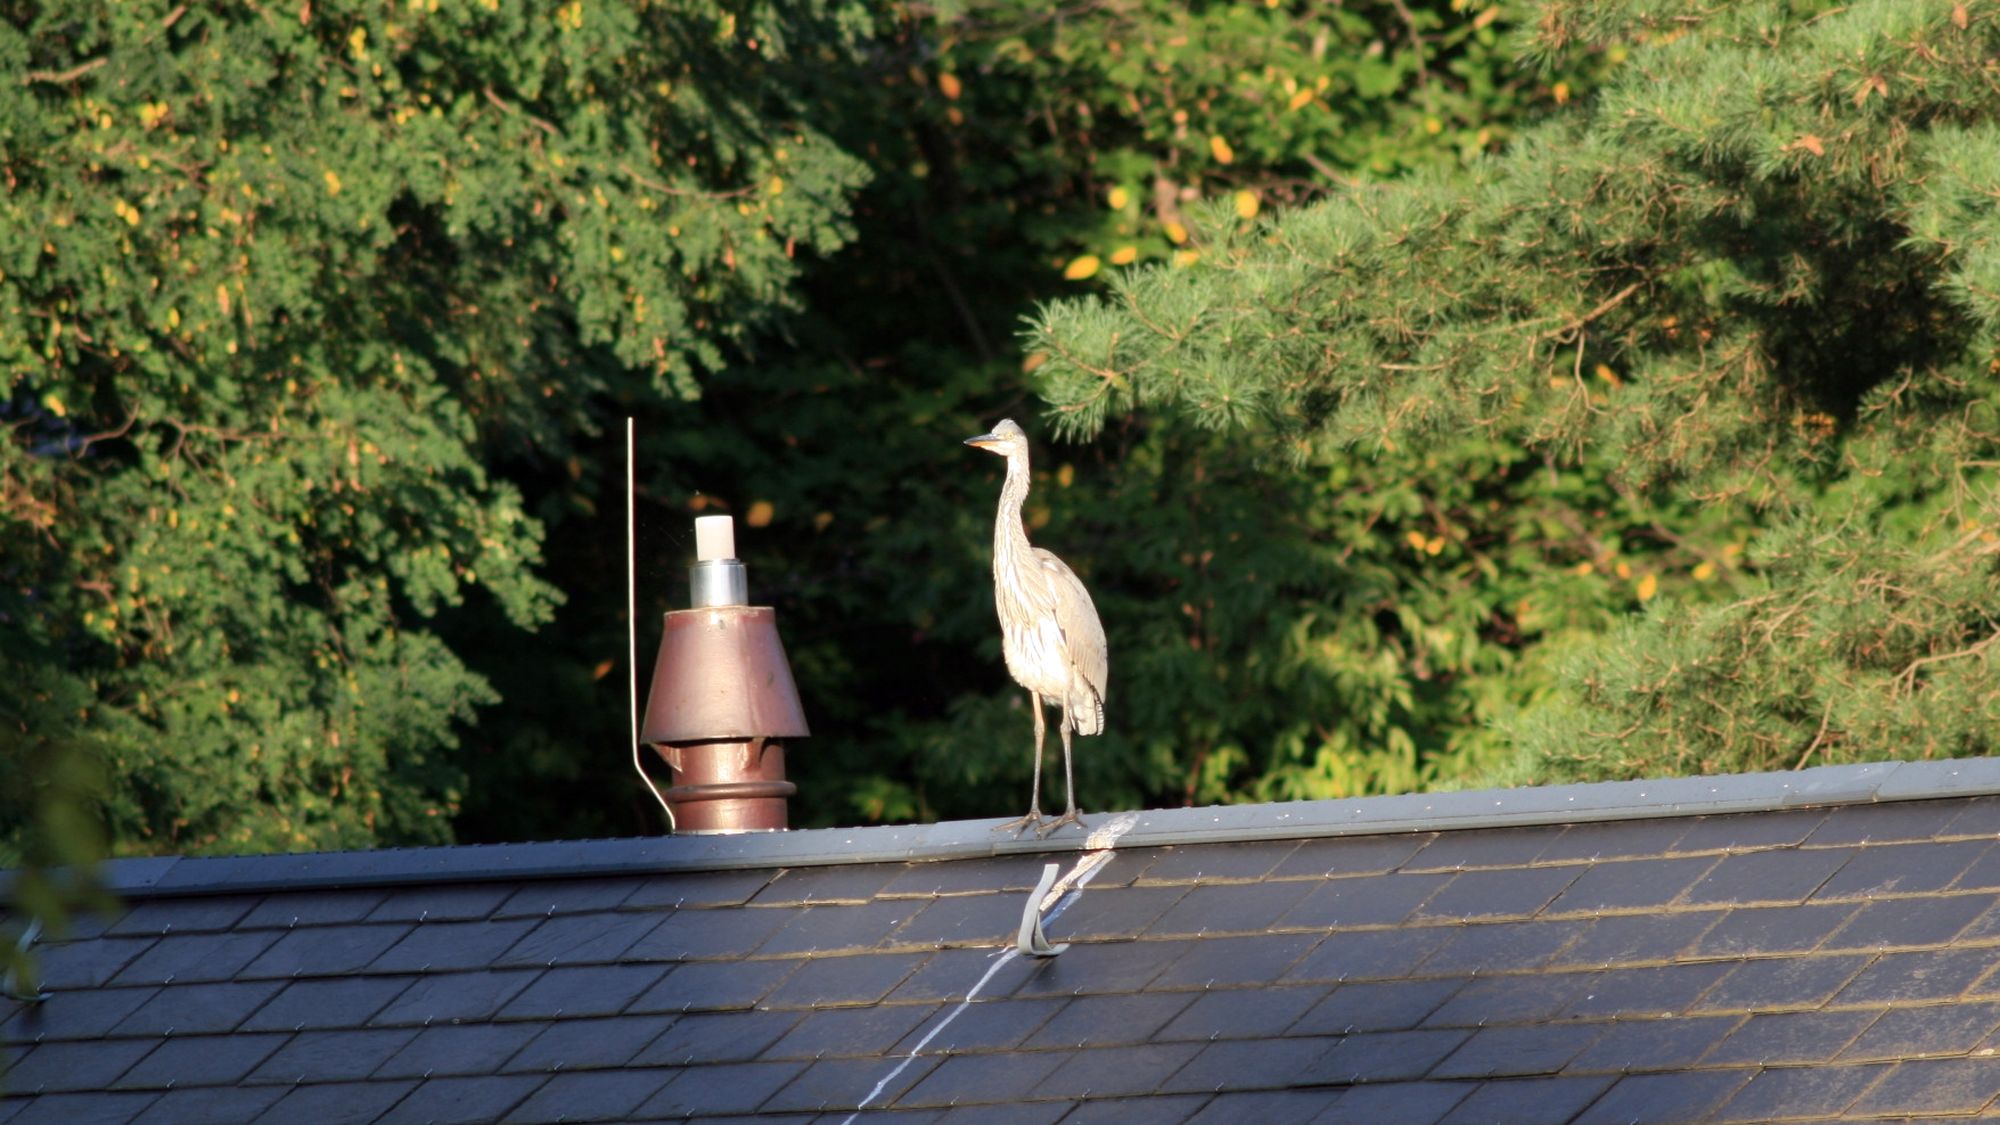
7, 759, 2000, 1123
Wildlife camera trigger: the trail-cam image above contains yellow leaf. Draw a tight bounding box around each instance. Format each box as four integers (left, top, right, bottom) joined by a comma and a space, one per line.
1406, 531, 1427, 550
348, 26, 368, 59
1164, 220, 1188, 245
1636, 573, 1658, 600
1614, 561, 1632, 579
746, 500, 774, 528
1064, 254, 1101, 280
1553, 81, 1570, 105
1172, 249, 1200, 268
767, 175, 784, 195
1424, 116, 1443, 135
1594, 363, 1621, 386
1425, 535, 1445, 556
1692, 561, 1716, 582
1022, 351, 1047, 373
1057, 464, 1075, 488
1233, 190, 1260, 220
1570, 561, 1593, 576
1287, 88, 1314, 111
1208, 135, 1235, 164
937, 72, 962, 100
41, 392, 65, 418
812, 511, 834, 531
216, 284, 232, 316
592, 660, 614, 680
324, 169, 343, 196
1109, 245, 1138, 266
1107, 186, 1129, 210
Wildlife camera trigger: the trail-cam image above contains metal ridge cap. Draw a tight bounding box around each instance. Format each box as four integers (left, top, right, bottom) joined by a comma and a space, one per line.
35, 757, 2000, 899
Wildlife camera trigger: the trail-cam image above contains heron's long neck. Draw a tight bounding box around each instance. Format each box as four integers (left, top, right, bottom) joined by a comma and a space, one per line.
993, 449, 1033, 577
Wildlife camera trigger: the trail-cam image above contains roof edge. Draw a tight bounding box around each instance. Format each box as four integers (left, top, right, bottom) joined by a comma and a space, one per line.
30, 758, 2000, 900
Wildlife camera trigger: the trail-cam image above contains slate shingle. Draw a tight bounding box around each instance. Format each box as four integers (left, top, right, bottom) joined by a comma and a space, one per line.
128, 1085, 285, 1125
1421, 971, 1596, 1029
1275, 872, 1449, 930
762, 951, 922, 1008
1570, 1069, 1752, 1125
1022, 992, 1194, 1049
1438, 1076, 1615, 1125
501, 1013, 676, 1073
1690, 955, 1872, 1014
1535, 818, 1692, 864
1268, 834, 1431, 880
1699, 1009, 1880, 1067
1013, 939, 1192, 998
9, 1091, 160, 1125
110, 930, 279, 985
251, 1080, 418, 1125
1831, 945, 2000, 1004
1672, 809, 1826, 853
1154, 983, 1323, 1041
1283, 925, 1457, 984
1136, 840, 1303, 885
1682, 848, 1855, 907
762, 1002, 938, 1061
1547, 910, 1721, 969
1689, 902, 1859, 958
890, 997, 1056, 1054
1148, 933, 1320, 991
1326, 1080, 1474, 1125
753, 1056, 925, 1115
1429, 1023, 1604, 1079
1412, 919, 1582, 977
107, 897, 259, 937
494, 962, 668, 1019
1823, 892, 1993, 950
621, 868, 775, 909
1709, 1063, 1891, 1123
240, 974, 414, 1031
374, 1021, 545, 1079
1036, 1041, 1205, 1099
122, 1034, 291, 1093
1562, 962, 1733, 1019
369, 919, 539, 973
876, 855, 1050, 898
1410, 865, 1582, 923
366, 969, 539, 1026
239, 890, 386, 929
896, 1049, 1070, 1108
1810, 838, 1989, 899
492, 910, 658, 967
501, 1068, 676, 1123
1042, 886, 1187, 942
1837, 1000, 2000, 1061
1308, 1028, 1469, 1085
366, 886, 514, 923
630, 1008, 802, 1066
239, 923, 412, 979
1845, 1056, 2000, 1116
245, 1027, 417, 1084
1290, 978, 1462, 1036
493, 878, 643, 919
1184, 1089, 1336, 1125
1543, 856, 1716, 914
4, 1038, 156, 1092
377, 1075, 546, 1125
886, 948, 1030, 1004
628, 960, 792, 1016
754, 900, 928, 956
111, 980, 285, 1036
1805, 798, 1966, 846
1146, 881, 1318, 937
1057, 1095, 1212, 1124
1404, 826, 1566, 872
0, 984, 154, 1043
751, 863, 903, 906
1159, 1036, 1332, 1094
891, 893, 1023, 947
1564, 1016, 1744, 1074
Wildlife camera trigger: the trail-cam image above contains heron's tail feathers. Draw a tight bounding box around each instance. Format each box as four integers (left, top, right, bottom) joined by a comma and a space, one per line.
1068, 688, 1104, 736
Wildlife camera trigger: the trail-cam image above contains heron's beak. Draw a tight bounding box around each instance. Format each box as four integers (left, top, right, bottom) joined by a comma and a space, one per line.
964, 433, 1002, 450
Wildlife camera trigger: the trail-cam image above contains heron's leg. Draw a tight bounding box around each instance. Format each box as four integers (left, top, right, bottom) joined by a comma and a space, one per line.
994, 693, 1046, 835
1038, 710, 1086, 836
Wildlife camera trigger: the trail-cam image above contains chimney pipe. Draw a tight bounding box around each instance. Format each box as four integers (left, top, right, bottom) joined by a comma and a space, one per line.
641, 516, 809, 833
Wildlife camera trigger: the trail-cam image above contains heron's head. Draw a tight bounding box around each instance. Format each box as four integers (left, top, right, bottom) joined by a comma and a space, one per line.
964, 418, 1027, 457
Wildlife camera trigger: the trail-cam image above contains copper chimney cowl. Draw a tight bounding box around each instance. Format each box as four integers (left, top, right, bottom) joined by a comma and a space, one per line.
641, 518, 808, 833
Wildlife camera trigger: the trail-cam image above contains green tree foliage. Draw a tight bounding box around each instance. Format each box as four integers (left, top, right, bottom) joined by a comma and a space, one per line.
1, 0, 868, 855
1032, 0, 2000, 787
462, 0, 1606, 833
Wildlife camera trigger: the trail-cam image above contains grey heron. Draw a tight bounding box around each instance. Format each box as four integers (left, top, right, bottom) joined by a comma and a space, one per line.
965, 418, 1107, 836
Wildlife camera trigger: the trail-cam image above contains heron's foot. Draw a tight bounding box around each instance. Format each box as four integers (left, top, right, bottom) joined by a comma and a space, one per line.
993, 809, 1045, 837
1036, 808, 1086, 838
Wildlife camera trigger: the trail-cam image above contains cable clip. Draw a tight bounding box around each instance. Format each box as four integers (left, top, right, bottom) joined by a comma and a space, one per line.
1016, 863, 1070, 958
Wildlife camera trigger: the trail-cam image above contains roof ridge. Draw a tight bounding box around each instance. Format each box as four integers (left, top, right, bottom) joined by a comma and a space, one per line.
25, 758, 2000, 900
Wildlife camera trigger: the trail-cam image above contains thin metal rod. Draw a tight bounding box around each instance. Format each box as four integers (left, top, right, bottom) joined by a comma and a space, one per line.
629, 417, 674, 833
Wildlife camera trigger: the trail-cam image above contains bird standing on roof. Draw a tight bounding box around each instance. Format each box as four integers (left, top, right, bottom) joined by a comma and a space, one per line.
965, 418, 1108, 837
